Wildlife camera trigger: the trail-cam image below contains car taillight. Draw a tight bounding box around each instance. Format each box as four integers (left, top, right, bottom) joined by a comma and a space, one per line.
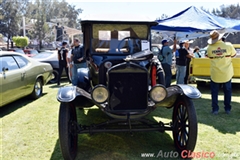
190, 64, 192, 74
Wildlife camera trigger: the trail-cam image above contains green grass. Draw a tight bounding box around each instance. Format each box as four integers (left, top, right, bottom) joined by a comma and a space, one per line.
0, 80, 240, 160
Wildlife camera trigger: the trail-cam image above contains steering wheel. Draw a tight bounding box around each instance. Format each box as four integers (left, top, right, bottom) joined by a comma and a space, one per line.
117, 37, 139, 53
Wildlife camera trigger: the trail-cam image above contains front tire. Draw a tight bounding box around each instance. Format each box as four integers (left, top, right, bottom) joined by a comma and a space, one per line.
30, 78, 43, 99
59, 102, 78, 160
172, 95, 197, 156
49, 69, 59, 83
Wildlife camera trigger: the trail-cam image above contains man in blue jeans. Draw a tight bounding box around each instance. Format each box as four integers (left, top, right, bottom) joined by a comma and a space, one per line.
70, 39, 86, 86
160, 38, 177, 87
175, 40, 194, 84
206, 30, 236, 115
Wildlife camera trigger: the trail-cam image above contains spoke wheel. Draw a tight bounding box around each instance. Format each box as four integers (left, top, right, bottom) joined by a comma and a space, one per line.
172, 95, 197, 156
59, 102, 78, 160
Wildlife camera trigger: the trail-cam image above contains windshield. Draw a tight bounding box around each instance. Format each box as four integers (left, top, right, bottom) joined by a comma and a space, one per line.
235, 48, 240, 57
32, 51, 56, 59
15, 49, 25, 54
91, 24, 149, 55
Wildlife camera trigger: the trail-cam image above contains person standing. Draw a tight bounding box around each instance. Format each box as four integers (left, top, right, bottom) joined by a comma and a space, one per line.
184, 41, 194, 84
70, 39, 86, 86
160, 38, 177, 87
175, 40, 194, 84
193, 46, 201, 58
206, 30, 236, 115
67, 44, 74, 81
57, 41, 71, 85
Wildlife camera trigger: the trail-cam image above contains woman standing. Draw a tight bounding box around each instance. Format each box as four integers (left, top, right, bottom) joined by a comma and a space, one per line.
193, 46, 201, 58
184, 41, 194, 84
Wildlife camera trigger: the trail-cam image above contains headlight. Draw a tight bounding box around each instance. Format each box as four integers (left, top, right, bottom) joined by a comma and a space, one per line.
149, 85, 167, 102
91, 85, 109, 104
104, 61, 112, 69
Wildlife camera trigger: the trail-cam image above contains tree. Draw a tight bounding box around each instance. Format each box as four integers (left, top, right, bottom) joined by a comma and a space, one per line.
66, 3, 83, 29
0, 0, 29, 49
156, 14, 169, 20
211, 3, 240, 44
23, 0, 83, 47
12, 36, 29, 48
194, 4, 240, 47
34, 0, 49, 49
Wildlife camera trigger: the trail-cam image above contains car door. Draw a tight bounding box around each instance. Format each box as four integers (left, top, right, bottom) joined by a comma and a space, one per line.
0, 56, 26, 106
13, 55, 35, 94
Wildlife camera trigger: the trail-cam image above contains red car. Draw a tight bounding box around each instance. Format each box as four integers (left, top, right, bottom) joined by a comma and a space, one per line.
24, 49, 39, 57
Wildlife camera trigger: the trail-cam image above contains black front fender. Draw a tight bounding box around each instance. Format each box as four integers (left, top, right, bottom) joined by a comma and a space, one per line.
155, 84, 201, 107
175, 84, 201, 99
57, 86, 92, 102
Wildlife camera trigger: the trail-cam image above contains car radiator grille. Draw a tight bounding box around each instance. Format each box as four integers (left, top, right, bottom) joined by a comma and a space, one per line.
108, 71, 148, 111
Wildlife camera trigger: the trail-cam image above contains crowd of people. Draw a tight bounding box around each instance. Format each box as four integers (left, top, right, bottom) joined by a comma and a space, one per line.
158, 30, 236, 115
57, 38, 86, 86
57, 30, 236, 115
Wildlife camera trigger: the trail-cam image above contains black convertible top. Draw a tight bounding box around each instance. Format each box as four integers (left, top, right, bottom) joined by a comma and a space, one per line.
81, 14, 158, 26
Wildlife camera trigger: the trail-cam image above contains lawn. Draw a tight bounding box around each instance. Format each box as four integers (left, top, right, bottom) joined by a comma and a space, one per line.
0, 80, 240, 160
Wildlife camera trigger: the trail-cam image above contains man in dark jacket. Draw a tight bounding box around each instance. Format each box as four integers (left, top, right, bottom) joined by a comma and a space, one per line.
70, 39, 86, 86
175, 40, 194, 84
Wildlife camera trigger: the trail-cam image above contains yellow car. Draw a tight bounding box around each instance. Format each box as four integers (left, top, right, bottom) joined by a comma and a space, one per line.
189, 44, 240, 81
233, 44, 240, 57
0, 51, 53, 107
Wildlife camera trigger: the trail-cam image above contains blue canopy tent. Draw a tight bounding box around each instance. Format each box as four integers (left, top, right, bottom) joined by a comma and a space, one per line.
231, 24, 240, 31
151, 6, 240, 41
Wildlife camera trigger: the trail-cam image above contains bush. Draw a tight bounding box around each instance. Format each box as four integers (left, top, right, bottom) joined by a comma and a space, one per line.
12, 36, 29, 48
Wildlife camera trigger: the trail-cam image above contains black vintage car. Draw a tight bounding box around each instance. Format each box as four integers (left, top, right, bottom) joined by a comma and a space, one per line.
57, 15, 201, 160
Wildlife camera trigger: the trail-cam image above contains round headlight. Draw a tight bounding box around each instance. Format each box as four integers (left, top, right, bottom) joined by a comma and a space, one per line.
91, 85, 109, 104
149, 85, 167, 103
104, 61, 112, 69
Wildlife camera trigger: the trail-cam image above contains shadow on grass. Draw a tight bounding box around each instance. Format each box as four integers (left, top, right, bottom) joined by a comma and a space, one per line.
48, 78, 72, 89
0, 92, 48, 118
50, 108, 180, 160
193, 83, 240, 134
49, 82, 240, 159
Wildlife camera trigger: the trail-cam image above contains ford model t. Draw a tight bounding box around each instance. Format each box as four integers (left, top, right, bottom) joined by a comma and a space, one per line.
57, 15, 201, 160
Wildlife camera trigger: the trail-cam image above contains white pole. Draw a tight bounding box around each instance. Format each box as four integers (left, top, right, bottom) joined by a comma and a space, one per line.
23, 16, 26, 37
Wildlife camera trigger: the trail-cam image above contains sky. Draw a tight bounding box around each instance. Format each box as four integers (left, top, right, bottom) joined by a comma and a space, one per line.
66, 0, 239, 20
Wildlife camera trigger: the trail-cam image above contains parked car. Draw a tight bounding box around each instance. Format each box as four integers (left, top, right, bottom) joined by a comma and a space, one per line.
151, 43, 176, 76
24, 49, 39, 57
233, 44, 240, 57
32, 50, 66, 83
190, 44, 240, 81
0, 51, 53, 107
198, 48, 207, 58
56, 15, 201, 160
7, 48, 25, 54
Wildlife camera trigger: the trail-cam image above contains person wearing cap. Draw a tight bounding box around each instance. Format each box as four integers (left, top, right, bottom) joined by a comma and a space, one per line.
57, 41, 71, 85
160, 38, 177, 87
206, 30, 236, 115
175, 40, 194, 84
